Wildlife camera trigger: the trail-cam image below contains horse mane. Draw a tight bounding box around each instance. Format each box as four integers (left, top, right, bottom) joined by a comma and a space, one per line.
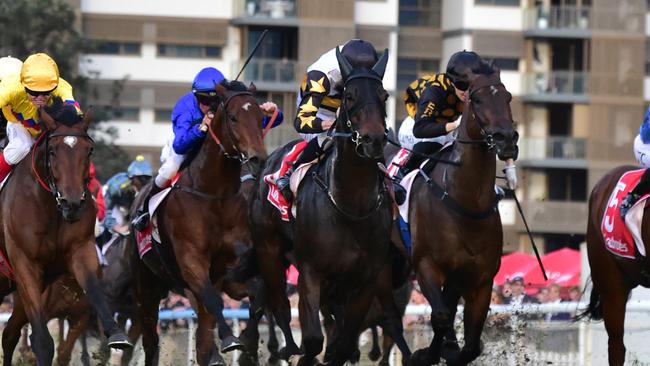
219, 79, 248, 93
43, 97, 82, 126
471, 59, 498, 76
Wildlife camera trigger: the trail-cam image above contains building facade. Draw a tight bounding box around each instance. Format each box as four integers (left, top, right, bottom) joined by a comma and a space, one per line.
76, 0, 648, 253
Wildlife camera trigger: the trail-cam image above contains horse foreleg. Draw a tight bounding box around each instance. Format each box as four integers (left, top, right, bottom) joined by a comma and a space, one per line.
55, 313, 89, 366
297, 265, 324, 366
134, 260, 163, 366
368, 326, 381, 361
68, 244, 131, 349
120, 316, 141, 366
257, 242, 300, 360
375, 264, 411, 364
379, 329, 394, 366
328, 286, 375, 366
449, 283, 491, 366
2, 295, 28, 366
193, 301, 226, 366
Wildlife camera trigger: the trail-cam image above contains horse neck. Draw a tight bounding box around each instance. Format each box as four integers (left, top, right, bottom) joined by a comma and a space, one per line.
185, 121, 241, 197
16, 140, 57, 208
329, 137, 380, 213
449, 109, 497, 208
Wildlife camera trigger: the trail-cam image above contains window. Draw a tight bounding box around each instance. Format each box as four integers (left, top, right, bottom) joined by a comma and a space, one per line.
484, 57, 519, 71
154, 109, 173, 123
547, 169, 586, 201
399, 0, 441, 27
646, 40, 650, 76
94, 41, 141, 56
396, 57, 439, 91
157, 44, 222, 58
475, 0, 520, 5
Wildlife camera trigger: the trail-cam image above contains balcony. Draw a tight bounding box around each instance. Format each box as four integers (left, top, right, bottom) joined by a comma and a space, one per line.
232, 0, 298, 27
522, 71, 589, 103
517, 200, 587, 234
524, 6, 591, 38
232, 58, 299, 92
518, 137, 587, 169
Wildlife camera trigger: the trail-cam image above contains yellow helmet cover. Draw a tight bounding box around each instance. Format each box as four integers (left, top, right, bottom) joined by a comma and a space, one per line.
21, 53, 59, 92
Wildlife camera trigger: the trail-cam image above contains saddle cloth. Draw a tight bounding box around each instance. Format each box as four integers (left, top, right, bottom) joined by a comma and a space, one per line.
0, 173, 14, 279
601, 169, 648, 259
136, 174, 180, 258
264, 141, 315, 222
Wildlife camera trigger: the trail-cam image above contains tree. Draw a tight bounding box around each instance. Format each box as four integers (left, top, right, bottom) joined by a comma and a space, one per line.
0, 0, 130, 181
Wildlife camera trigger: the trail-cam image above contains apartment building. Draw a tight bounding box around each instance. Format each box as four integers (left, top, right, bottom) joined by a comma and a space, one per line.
76, 0, 648, 253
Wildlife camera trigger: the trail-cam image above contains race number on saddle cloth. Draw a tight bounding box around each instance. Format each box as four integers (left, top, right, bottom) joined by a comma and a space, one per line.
263, 141, 309, 221
135, 173, 182, 258
602, 169, 649, 259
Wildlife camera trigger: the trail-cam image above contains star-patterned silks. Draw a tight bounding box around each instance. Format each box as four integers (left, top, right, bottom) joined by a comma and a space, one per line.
298, 97, 318, 129
309, 77, 327, 94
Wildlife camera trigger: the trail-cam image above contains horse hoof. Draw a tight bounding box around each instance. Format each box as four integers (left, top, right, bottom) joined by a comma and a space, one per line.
348, 349, 361, 363
107, 333, 133, 350
368, 347, 381, 361
279, 344, 302, 361
220, 335, 245, 353
209, 350, 226, 366
430, 310, 452, 328
411, 348, 432, 366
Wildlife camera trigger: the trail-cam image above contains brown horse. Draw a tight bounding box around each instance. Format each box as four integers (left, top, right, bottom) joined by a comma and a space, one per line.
582, 165, 650, 365
397, 66, 518, 366
0, 101, 130, 365
248, 47, 412, 366
133, 79, 267, 366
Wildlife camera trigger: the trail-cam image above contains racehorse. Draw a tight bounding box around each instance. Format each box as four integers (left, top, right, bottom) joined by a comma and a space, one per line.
396, 65, 518, 366
133, 79, 268, 366
0, 100, 131, 365
248, 47, 412, 365
582, 165, 650, 366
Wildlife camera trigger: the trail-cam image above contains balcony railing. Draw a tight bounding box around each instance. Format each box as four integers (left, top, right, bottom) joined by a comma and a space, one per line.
519, 137, 587, 161
233, 59, 298, 85
235, 0, 297, 19
524, 6, 591, 31
523, 71, 588, 97
518, 200, 587, 234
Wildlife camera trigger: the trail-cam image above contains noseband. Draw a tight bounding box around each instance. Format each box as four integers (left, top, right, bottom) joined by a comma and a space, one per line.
31, 129, 94, 211
330, 71, 388, 159
206, 91, 254, 164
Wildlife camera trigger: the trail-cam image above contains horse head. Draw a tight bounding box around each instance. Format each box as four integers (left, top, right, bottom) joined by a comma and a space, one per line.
334, 46, 389, 159
213, 80, 268, 175
39, 99, 94, 222
464, 65, 519, 161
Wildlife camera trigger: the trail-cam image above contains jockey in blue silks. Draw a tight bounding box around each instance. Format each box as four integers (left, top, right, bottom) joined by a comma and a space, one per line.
620, 106, 650, 217
132, 67, 284, 230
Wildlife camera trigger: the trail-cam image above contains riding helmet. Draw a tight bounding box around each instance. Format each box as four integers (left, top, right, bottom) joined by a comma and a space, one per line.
21, 53, 59, 92
341, 39, 379, 69
192, 67, 225, 96
0, 56, 23, 81
127, 155, 153, 178
446, 50, 482, 91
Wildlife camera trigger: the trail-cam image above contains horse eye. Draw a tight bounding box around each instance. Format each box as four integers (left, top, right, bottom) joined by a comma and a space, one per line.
88, 147, 94, 156
229, 114, 237, 122
49, 149, 56, 157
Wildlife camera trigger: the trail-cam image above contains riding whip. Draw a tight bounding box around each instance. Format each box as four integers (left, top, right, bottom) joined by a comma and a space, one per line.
510, 188, 548, 281
235, 29, 269, 81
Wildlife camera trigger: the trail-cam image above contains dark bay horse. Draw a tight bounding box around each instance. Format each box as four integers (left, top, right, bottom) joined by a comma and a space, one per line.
582, 165, 650, 365
0, 101, 130, 365
398, 66, 518, 366
133, 79, 267, 366
249, 47, 411, 365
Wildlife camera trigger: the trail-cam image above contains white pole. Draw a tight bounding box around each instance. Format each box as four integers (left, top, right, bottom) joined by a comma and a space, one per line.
188, 318, 195, 366
232, 318, 240, 365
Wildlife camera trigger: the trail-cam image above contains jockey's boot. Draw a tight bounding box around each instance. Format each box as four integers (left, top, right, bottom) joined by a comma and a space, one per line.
392, 153, 424, 205
275, 167, 294, 203
621, 168, 650, 219
132, 184, 164, 231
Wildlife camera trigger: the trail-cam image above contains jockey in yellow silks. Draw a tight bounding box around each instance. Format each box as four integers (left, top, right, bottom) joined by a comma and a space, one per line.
0, 53, 81, 182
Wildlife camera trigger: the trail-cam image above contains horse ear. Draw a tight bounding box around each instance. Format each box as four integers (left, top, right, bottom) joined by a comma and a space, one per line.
82, 107, 94, 131
39, 108, 58, 131
372, 48, 389, 80
248, 82, 257, 94
336, 46, 353, 81
215, 82, 228, 98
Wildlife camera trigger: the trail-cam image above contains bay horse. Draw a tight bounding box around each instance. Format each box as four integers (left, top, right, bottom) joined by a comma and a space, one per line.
133, 79, 267, 366
582, 165, 650, 365
0, 100, 131, 365
249, 47, 412, 365
397, 65, 518, 366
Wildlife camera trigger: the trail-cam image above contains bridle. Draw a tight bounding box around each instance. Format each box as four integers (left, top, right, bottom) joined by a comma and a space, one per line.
31, 128, 94, 211
205, 91, 254, 164
455, 81, 509, 151
330, 70, 388, 159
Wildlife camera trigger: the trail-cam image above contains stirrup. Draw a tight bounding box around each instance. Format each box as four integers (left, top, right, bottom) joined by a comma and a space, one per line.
620, 193, 639, 219
394, 182, 406, 205
132, 211, 150, 231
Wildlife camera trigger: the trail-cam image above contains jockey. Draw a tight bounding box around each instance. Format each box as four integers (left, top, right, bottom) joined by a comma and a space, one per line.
102, 156, 152, 239
89, 162, 106, 223
132, 67, 283, 231
620, 106, 650, 217
275, 39, 379, 203
0, 53, 80, 182
0, 56, 23, 139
